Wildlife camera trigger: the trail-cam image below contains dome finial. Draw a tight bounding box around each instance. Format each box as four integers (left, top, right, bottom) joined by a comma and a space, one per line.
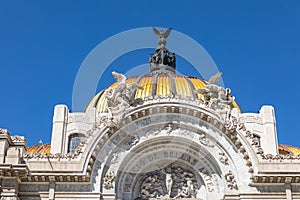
152, 27, 172, 50
150, 27, 176, 74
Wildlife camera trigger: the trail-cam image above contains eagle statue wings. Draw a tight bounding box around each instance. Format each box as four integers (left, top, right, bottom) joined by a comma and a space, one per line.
152, 27, 172, 48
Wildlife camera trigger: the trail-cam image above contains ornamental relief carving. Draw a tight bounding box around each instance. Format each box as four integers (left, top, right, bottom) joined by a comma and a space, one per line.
194, 72, 235, 114
97, 71, 144, 128
224, 171, 238, 190
11, 135, 26, 142
137, 164, 199, 199
226, 111, 300, 162
116, 146, 222, 200
110, 151, 121, 165
103, 170, 116, 190
0, 128, 10, 135
218, 152, 229, 166
198, 132, 214, 148
125, 135, 140, 147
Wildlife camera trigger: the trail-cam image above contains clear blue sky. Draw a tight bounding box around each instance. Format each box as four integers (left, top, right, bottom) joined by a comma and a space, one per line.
0, 1, 299, 146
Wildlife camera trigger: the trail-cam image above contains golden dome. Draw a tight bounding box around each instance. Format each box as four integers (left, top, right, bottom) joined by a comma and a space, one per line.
85, 28, 241, 113
85, 74, 240, 113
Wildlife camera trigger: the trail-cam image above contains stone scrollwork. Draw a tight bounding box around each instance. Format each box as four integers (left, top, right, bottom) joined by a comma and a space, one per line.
219, 151, 229, 165
224, 112, 238, 133
103, 170, 116, 190
11, 136, 26, 142
110, 152, 121, 165
224, 171, 238, 190
198, 132, 214, 148
139, 164, 198, 199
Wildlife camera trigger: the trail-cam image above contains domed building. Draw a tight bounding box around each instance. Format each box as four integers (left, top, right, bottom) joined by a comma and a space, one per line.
1, 28, 300, 200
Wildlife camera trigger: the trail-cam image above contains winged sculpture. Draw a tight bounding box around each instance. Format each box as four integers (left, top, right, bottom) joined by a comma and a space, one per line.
194, 72, 223, 106
105, 71, 144, 109
208, 72, 222, 84
112, 71, 126, 85
152, 27, 172, 48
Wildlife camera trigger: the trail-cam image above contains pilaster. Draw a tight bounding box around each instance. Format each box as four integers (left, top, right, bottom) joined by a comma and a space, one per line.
259, 105, 278, 155
0, 129, 10, 164
50, 104, 69, 154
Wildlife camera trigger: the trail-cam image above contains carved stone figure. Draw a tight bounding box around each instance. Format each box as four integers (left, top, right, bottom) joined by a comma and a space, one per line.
165, 173, 173, 197
208, 72, 222, 84
152, 27, 172, 49
102, 71, 144, 126
140, 174, 164, 199
105, 71, 144, 110
173, 180, 195, 198
138, 164, 198, 199
150, 28, 176, 73
195, 72, 235, 113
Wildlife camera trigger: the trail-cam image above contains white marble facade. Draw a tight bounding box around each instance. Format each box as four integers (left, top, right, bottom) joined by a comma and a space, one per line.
1, 30, 300, 200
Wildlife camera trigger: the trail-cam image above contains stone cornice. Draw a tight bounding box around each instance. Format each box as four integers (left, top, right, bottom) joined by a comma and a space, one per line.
20, 174, 91, 183
0, 164, 29, 178
0, 128, 10, 135
250, 175, 300, 184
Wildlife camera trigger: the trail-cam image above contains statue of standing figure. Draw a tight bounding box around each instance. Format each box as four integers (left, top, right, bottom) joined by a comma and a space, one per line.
165, 173, 173, 197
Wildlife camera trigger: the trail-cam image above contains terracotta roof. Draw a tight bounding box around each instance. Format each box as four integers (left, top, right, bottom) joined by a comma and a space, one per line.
26, 143, 51, 155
